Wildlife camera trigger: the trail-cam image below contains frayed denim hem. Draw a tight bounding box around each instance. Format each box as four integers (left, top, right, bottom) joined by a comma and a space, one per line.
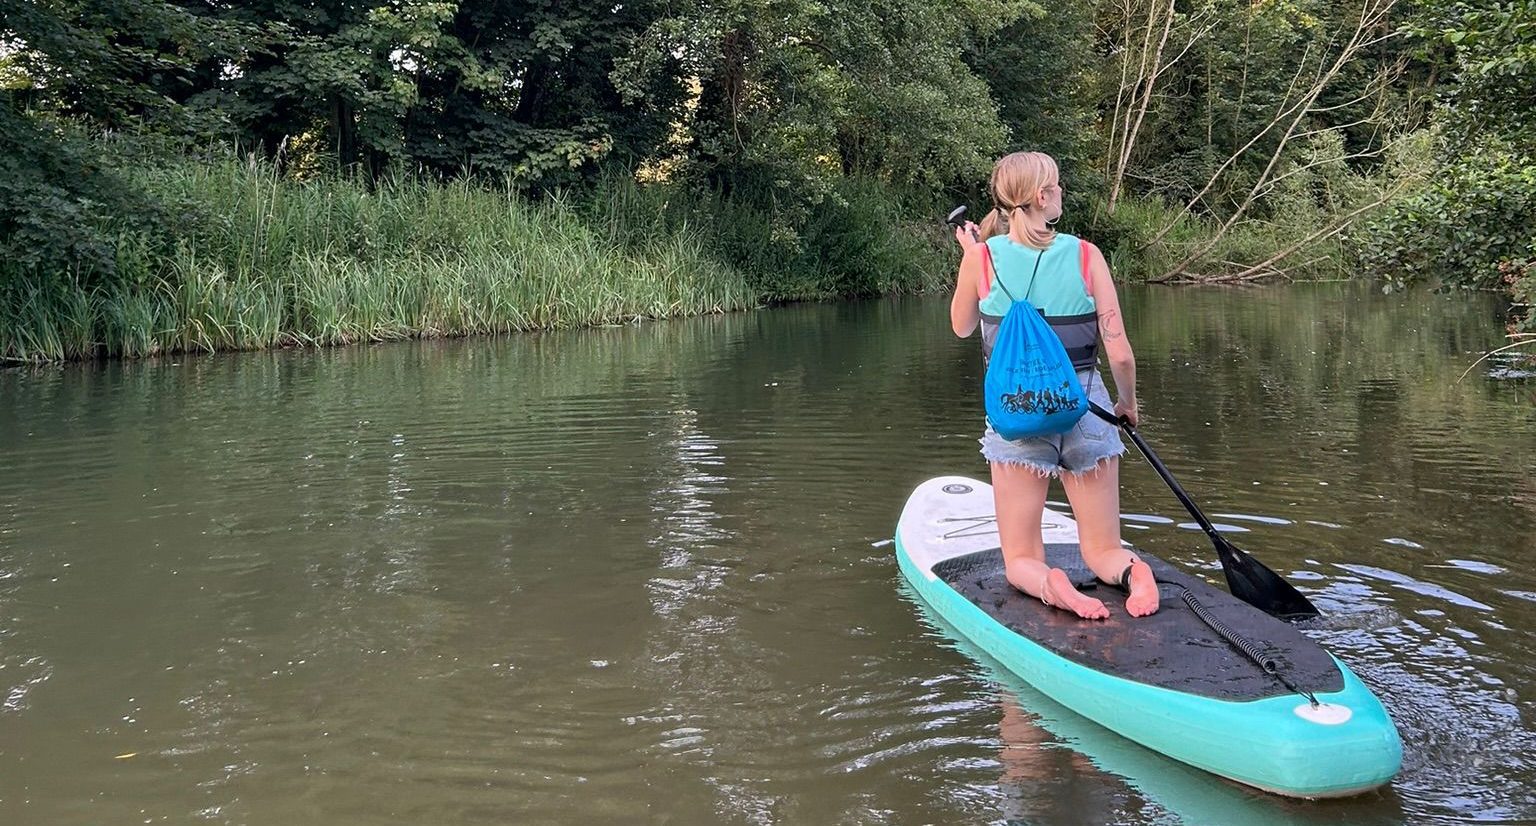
981, 441, 1127, 480
1063, 443, 1128, 479
976, 371, 1126, 476
983, 454, 1059, 478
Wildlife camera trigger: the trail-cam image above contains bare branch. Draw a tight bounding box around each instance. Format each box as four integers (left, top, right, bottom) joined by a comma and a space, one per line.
1154, 0, 1401, 279
1252, 143, 1394, 198
1156, 15, 1219, 76
1139, 50, 1318, 249
1110, 0, 1180, 211
1459, 335, 1536, 382
1216, 181, 1410, 281
1104, 0, 1138, 190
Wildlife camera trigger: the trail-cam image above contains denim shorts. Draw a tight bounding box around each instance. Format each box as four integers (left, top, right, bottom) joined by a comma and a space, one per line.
979, 369, 1126, 477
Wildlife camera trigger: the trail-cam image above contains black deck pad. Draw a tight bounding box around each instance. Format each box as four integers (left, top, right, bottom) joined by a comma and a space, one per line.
932, 544, 1343, 701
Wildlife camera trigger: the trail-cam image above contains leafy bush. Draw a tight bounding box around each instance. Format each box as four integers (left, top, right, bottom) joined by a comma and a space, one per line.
1358, 138, 1536, 292
1502, 246, 1536, 334
586, 172, 953, 302
0, 107, 164, 284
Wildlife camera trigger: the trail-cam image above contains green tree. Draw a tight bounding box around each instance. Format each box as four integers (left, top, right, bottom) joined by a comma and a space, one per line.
1360, 0, 1535, 314
172, 1, 682, 184
965, 0, 1098, 210
400, 0, 685, 185
1420, 0, 1536, 144
1, 0, 217, 127
0, 0, 227, 283
183, 1, 460, 174
628, 0, 1016, 200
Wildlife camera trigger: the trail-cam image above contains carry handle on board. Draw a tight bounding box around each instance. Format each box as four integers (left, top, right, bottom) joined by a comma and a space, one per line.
1088, 401, 1321, 620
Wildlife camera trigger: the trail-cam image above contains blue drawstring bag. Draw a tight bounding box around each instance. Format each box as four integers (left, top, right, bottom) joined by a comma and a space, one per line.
983, 249, 1088, 440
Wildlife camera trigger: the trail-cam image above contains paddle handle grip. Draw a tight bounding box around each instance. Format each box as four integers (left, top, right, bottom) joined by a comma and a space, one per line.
946, 205, 981, 241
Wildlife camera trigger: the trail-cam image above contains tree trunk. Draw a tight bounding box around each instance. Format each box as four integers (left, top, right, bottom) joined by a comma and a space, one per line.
515, 60, 551, 125
695, 27, 751, 187
332, 94, 357, 173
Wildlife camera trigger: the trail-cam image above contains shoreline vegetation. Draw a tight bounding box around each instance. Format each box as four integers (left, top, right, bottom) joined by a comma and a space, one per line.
0, 147, 965, 361
3, 1, 1532, 362
0, 139, 1527, 363
3, 153, 764, 361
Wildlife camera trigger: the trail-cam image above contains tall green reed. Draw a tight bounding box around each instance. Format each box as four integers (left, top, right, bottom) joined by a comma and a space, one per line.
2, 153, 760, 361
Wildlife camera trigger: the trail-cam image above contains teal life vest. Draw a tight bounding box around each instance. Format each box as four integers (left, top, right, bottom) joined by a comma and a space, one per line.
978, 233, 1100, 370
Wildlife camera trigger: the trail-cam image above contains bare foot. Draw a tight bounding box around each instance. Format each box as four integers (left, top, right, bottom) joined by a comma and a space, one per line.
1125, 560, 1160, 617
1042, 568, 1109, 620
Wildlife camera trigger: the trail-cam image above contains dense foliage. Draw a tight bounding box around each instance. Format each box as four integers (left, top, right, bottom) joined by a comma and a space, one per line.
2, 0, 1533, 358
1358, 0, 1535, 330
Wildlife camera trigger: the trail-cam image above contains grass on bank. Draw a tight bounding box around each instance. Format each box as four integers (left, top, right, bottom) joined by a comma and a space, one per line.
7, 134, 1480, 363
1, 156, 762, 361
0, 149, 968, 362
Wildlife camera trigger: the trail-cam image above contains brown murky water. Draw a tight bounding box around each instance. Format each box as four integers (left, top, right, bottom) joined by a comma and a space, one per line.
2, 283, 1533, 824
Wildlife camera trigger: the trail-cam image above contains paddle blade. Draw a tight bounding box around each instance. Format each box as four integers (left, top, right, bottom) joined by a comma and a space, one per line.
1214, 535, 1320, 620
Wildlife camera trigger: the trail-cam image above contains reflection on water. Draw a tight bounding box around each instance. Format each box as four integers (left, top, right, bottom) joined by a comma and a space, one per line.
1, 283, 1533, 824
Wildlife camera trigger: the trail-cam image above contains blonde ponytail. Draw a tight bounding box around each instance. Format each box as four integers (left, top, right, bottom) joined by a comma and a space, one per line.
979, 206, 1008, 240
987, 152, 1059, 250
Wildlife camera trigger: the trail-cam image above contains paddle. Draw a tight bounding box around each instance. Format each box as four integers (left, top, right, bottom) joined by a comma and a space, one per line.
1088, 401, 1321, 620
946, 205, 978, 240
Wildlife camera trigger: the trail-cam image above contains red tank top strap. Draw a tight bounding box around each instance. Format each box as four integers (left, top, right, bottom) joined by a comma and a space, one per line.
977, 245, 995, 301
1079, 239, 1095, 297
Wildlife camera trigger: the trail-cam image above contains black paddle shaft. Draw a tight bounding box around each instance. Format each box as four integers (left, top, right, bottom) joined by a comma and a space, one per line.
1088, 402, 1320, 620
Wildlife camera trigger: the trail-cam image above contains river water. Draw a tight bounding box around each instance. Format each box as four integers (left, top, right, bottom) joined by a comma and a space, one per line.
2, 284, 1533, 825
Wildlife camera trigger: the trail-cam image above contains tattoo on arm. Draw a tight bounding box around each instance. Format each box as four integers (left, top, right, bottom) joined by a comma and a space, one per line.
1100, 309, 1125, 341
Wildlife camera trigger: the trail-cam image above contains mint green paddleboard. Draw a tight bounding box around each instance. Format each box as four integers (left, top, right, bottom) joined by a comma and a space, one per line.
895, 475, 1402, 798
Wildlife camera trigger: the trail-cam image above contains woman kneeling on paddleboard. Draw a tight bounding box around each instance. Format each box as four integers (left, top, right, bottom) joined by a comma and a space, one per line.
950, 151, 1159, 620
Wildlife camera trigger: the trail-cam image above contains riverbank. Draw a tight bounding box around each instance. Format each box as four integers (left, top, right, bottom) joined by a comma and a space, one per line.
0, 157, 747, 361
0, 151, 967, 362
3, 148, 1529, 363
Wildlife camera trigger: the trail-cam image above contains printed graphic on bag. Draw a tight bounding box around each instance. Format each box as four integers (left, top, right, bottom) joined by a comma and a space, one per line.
998, 380, 1081, 416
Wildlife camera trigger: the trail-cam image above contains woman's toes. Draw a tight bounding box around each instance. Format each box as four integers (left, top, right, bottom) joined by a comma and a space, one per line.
1046, 568, 1110, 620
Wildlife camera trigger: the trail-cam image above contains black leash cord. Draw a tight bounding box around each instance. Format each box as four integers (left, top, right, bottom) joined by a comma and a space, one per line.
1174, 584, 1320, 707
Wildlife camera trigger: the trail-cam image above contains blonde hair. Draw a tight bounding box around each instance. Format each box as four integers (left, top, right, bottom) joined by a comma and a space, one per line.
978, 152, 1059, 250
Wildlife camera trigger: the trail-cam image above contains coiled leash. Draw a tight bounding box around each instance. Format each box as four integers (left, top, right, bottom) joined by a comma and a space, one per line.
1100, 570, 1321, 707
934, 525, 1321, 706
